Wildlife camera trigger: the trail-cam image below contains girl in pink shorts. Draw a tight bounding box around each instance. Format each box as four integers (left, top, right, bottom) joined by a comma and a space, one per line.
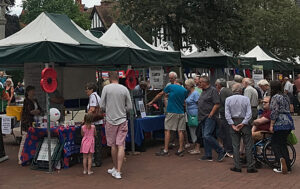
81, 113, 96, 175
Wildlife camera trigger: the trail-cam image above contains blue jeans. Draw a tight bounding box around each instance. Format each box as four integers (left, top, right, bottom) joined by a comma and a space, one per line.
201, 117, 224, 157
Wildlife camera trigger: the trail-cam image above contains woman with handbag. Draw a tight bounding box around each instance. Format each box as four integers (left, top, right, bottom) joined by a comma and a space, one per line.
185, 79, 201, 155
85, 82, 103, 167
269, 81, 295, 174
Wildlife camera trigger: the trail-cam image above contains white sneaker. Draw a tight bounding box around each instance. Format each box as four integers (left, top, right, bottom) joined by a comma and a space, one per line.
107, 167, 116, 174
273, 168, 282, 173
112, 171, 122, 179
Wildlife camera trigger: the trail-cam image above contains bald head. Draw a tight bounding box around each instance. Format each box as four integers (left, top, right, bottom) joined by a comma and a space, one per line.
242, 78, 251, 88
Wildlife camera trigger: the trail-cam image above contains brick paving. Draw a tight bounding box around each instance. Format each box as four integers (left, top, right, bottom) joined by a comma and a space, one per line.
1, 117, 300, 189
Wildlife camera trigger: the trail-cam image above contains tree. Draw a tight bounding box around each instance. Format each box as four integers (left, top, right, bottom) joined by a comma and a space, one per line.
242, 0, 300, 60
118, 0, 244, 51
118, 0, 300, 60
20, 0, 90, 30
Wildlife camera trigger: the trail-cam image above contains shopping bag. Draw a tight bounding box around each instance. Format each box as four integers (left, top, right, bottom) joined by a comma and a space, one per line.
287, 131, 298, 145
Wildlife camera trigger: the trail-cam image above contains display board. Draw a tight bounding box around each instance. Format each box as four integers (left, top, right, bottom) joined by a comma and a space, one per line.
62, 67, 96, 99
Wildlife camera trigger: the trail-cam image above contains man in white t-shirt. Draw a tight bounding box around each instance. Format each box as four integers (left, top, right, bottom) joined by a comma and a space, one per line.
100, 71, 132, 179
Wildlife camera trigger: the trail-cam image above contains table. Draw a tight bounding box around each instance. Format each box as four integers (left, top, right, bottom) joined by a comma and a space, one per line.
21, 126, 80, 168
127, 115, 165, 146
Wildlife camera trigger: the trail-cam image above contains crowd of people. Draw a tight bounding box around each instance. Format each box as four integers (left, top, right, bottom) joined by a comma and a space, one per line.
13, 70, 297, 179
0, 71, 24, 112
146, 72, 296, 175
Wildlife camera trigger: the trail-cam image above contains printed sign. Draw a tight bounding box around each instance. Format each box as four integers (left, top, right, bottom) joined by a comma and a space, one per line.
149, 67, 164, 89
1, 116, 11, 135
138, 101, 146, 118
252, 65, 264, 86
37, 138, 59, 161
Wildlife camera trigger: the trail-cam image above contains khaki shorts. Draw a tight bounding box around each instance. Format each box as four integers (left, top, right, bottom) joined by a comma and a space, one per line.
165, 113, 186, 131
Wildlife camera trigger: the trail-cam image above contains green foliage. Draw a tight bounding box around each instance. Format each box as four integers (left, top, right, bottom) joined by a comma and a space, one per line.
118, 0, 300, 60
20, 0, 90, 30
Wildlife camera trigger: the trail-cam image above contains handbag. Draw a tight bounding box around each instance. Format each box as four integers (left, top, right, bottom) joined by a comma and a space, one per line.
90, 94, 104, 122
287, 131, 298, 145
187, 114, 198, 127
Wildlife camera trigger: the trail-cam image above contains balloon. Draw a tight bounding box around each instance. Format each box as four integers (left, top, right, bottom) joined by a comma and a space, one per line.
50, 108, 61, 122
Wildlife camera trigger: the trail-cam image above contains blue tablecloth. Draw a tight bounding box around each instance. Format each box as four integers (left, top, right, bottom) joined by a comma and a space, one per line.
127, 115, 165, 146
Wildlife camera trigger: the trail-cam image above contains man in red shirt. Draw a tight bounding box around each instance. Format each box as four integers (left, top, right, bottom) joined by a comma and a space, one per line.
252, 96, 271, 142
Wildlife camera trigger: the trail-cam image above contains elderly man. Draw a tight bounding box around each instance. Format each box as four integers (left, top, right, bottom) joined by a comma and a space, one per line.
149, 79, 188, 156
198, 76, 226, 161
228, 75, 244, 89
194, 75, 202, 94
242, 78, 258, 121
215, 78, 233, 157
252, 96, 271, 142
147, 71, 177, 108
225, 83, 257, 173
257, 79, 270, 97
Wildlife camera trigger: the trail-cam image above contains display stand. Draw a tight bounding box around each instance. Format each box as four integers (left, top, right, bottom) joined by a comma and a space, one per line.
0, 124, 8, 162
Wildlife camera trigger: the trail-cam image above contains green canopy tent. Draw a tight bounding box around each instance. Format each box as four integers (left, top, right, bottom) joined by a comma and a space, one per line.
0, 13, 180, 68
242, 45, 294, 71
99, 23, 181, 67
0, 12, 130, 67
181, 47, 255, 69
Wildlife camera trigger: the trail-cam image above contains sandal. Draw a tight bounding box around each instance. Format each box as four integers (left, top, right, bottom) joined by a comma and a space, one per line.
88, 171, 94, 175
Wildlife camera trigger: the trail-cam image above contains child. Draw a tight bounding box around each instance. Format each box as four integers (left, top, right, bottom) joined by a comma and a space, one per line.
81, 113, 96, 175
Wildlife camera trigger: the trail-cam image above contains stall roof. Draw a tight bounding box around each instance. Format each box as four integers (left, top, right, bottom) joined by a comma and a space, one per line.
99, 23, 181, 67
242, 45, 294, 70
0, 12, 180, 67
180, 47, 253, 68
0, 12, 129, 66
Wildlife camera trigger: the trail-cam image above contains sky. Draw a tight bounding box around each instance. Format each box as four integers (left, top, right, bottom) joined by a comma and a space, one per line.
9, 0, 101, 16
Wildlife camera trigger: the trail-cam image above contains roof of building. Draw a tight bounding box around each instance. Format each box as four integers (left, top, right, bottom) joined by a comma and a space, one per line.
90, 1, 119, 29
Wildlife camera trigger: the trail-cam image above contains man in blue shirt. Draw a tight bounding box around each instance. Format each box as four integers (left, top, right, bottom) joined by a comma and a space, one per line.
148, 80, 188, 156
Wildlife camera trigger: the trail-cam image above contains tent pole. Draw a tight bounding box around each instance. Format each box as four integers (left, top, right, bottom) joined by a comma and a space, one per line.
179, 67, 183, 80
45, 63, 52, 173
127, 66, 135, 153
143, 69, 148, 113
272, 70, 274, 81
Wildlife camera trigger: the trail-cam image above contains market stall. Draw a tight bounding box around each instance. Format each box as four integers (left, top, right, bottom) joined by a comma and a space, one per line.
242, 45, 295, 79
0, 12, 181, 168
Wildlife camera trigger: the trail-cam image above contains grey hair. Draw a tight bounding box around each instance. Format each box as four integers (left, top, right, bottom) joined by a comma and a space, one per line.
215, 78, 227, 88
169, 71, 177, 79
185, 79, 195, 87
232, 83, 243, 94
249, 79, 255, 86
200, 75, 210, 83
257, 79, 269, 86
234, 75, 244, 83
